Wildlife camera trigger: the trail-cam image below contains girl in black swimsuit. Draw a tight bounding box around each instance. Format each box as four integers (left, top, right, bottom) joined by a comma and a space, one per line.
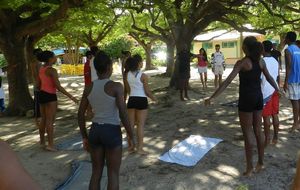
205, 36, 280, 177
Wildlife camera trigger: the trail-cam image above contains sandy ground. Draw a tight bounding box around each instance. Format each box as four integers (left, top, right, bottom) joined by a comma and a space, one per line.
0, 65, 299, 190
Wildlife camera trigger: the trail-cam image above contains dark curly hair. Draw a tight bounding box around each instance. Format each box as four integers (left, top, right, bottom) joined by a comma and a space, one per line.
93, 51, 112, 74
36, 51, 55, 63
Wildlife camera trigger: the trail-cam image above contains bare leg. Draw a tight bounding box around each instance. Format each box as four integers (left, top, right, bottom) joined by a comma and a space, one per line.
219, 74, 223, 87
253, 110, 264, 173
272, 114, 279, 144
39, 104, 46, 146
184, 79, 190, 100
136, 109, 148, 155
290, 100, 300, 131
179, 79, 185, 101
106, 146, 122, 190
89, 146, 105, 190
127, 109, 136, 153
214, 75, 218, 88
239, 111, 254, 177
204, 72, 208, 88
263, 116, 271, 147
45, 101, 57, 151
200, 73, 204, 89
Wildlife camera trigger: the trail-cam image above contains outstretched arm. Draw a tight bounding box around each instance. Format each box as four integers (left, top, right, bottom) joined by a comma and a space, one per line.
206, 60, 243, 104
78, 85, 92, 151
50, 68, 78, 103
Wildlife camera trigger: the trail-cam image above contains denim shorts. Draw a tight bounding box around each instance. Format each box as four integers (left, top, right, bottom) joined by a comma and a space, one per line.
88, 123, 122, 149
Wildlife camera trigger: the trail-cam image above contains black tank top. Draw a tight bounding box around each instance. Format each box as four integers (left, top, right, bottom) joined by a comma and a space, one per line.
239, 57, 262, 96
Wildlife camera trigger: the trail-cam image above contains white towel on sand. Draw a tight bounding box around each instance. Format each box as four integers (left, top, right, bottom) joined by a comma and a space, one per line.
159, 135, 223, 167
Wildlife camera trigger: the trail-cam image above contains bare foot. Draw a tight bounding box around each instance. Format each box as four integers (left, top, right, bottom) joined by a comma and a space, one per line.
180, 97, 185, 101
45, 146, 58, 152
128, 147, 136, 154
272, 138, 278, 145
185, 96, 190, 100
137, 149, 148, 155
254, 164, 264, 173
290, 124, 300, 132
243, 168, 253, 177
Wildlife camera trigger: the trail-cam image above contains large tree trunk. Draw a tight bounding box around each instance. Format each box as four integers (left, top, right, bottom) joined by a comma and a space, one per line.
2, 40, 34, 116
144, 43, 153, 70
278, 33, 286, 52
165, 41, 175, 77
169, 37, 193, 88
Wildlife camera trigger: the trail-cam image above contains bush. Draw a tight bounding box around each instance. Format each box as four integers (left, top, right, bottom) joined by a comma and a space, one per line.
152, 59, 165, 67
131, 45, 145, 59
58, 64, 84, 75
101, 37, 132, 59
0, 54, 7, 68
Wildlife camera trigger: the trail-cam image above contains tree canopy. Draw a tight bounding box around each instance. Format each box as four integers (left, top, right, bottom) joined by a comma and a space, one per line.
0, 0, 299, 115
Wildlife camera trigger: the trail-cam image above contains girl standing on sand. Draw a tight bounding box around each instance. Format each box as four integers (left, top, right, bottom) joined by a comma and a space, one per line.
205, 37, 280, 176
197, 48, 208, 89
78, 52, 134, 190
37, 51, 78, 151
125, 54, 156, 155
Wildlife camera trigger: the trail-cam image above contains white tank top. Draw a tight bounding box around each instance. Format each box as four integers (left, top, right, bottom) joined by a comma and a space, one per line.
88, 79, 120, 125
261, 56, 279, 99
127, 71, 147, 97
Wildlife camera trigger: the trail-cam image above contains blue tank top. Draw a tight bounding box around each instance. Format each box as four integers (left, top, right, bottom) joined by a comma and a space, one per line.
287, 44, 300, 84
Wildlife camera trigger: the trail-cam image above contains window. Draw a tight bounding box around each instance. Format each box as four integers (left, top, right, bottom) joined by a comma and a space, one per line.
222, 41, 236, 48
202, 42, 213, 49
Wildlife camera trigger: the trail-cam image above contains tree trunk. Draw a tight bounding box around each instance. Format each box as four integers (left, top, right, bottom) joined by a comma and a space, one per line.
145, 43, 153, 70
165, 41, 175, 77
278, 33, 286, 52
169, 37, 193, 88
2, 40, 34, 116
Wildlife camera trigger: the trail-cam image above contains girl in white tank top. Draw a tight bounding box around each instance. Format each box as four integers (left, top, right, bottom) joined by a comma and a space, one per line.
125, 55, 156, 155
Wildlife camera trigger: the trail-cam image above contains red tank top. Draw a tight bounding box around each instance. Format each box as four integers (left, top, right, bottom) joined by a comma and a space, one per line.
197, 55, 207, 67
39, 66, 56, 94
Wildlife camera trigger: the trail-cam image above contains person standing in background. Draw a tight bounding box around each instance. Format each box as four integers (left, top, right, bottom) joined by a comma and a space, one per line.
197, 48, 208, 90
84, 51, 93, 86
261, 41, 280, 147
271, 43, 282, 70
177, 45, 196, 101
284, 31, 300, 132
211, 44, 225, 88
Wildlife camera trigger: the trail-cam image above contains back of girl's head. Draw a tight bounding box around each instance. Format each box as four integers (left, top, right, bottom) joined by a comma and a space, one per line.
85, 50, 92, 57
93, 51, 112, 74
262, 40, 273, 53
243, 36, 257, 47
37, 51, 55, 62
248, 41, 263, 63
133, 54, 142, 63
33, 48, 42, 57
126, 56, 139, 72
90, 46, 99, 56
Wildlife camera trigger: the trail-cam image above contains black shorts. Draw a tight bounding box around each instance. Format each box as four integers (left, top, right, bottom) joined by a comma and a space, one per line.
127, 96, 148, 110
39, 91, 57, 104
88, 123, 122, 149
34, 90, 41, 118
238, 93, 263, 112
